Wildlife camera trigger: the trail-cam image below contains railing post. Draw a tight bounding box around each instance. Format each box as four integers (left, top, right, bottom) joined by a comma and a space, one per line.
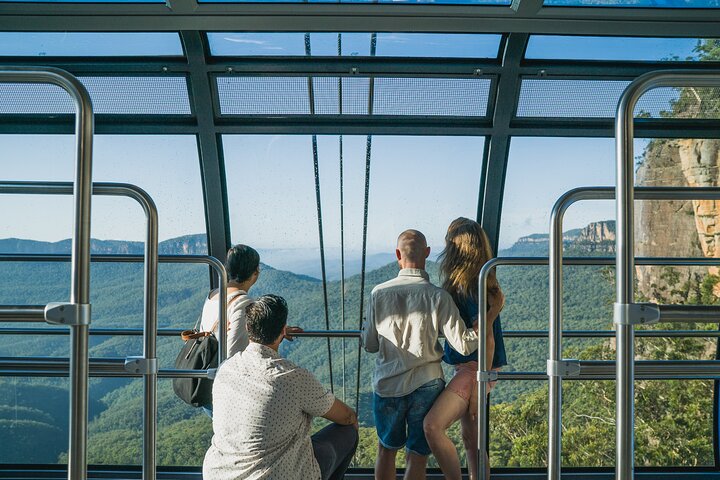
613, 71, 720, 480
0, 67, 94, 480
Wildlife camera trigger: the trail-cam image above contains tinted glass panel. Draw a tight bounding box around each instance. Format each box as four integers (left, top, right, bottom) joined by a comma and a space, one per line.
517, 79, 720, 119
0, 0, 163, 2
526, 35, 713, 61
545, 0, 720, 6
202, 0, 510, 4
0, 32, 183, 57
0, 77, 191, 115
208, 32, 502, 58
223, 135, 483, 468
0, 134, 206, 245
217, 76, 491, 117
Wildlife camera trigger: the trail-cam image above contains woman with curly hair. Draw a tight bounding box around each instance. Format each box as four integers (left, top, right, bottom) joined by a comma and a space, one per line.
423, 217, 506, 480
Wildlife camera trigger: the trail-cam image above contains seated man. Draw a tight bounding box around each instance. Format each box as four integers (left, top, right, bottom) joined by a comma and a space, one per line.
203, 294, 359, 480
361, 229, 479, 480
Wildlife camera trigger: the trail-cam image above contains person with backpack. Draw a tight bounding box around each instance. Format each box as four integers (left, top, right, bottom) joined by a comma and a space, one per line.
198, 244, 262, 359
177, 244, 301, 417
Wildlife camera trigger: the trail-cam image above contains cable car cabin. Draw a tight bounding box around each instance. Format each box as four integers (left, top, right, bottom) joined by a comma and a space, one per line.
1, 2, 720, 480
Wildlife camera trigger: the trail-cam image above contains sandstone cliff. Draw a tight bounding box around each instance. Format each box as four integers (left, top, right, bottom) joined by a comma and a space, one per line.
635, 138, 720, 302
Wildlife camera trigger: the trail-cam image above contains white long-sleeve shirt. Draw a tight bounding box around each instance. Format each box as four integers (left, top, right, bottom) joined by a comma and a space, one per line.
361, 268, 478, 397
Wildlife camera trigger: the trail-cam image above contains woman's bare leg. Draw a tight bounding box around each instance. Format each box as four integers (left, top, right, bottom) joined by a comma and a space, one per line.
423, 389, 468, 480
460, 408, 481, 480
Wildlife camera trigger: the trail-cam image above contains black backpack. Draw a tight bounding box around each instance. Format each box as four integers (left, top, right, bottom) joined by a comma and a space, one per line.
173, 291, 244, 408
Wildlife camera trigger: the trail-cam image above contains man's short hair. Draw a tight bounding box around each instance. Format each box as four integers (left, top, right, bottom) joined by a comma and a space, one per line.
397, 229, 428, 264
246, 295, 288, 345
225, 244, 260, 284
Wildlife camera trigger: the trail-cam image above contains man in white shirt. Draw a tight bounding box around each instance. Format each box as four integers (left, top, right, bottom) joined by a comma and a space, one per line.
361, 229, 478, 480
203, 294, 359, 480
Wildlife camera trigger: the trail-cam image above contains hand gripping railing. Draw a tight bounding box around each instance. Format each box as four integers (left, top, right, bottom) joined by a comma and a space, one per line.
616, 70, 720, 480
0, 67, 93, 480
547, 186, 720, 480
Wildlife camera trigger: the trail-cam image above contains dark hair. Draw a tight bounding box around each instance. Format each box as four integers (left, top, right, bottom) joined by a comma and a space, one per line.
225, 244, 260, 284
246, 295, 288, 345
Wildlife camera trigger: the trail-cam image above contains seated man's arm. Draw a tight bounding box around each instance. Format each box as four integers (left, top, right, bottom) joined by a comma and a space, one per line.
323, 399, 359, 429
440, 295, 478, 356
360, 294, 379, 353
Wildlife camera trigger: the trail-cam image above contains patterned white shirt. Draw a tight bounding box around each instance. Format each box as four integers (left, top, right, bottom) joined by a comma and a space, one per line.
203, 342, 336, 480
361, 268, 478, 397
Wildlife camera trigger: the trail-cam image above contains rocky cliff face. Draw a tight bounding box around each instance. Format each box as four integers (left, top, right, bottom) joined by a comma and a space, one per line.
574, 221, 616, 253
635, 138, 720, 302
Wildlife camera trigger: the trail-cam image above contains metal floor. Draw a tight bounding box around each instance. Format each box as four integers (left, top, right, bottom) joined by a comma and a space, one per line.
4, 467, 720, 480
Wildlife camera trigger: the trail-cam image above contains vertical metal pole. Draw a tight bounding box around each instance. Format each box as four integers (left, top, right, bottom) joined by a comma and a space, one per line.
0, 68, 97, 480
140, 195, 159, 480
616, 81, 638, 480
548, 196, 567, 480
477, 261, 492, 480
66, 72, 94, 480
614, 71, 720, 480
217, 273, 228, 364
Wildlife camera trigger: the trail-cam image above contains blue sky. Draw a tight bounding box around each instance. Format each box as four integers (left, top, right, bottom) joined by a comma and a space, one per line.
0, 32, 710, 255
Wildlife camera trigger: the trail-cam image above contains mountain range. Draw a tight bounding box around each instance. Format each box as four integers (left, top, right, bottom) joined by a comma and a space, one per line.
0, 220, 616, 466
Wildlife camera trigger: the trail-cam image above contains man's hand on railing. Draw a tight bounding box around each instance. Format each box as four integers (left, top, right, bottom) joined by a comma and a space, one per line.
284, 326, 304, 341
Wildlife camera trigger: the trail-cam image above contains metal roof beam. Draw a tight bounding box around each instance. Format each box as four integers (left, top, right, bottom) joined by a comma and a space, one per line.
0, 4, 720, 36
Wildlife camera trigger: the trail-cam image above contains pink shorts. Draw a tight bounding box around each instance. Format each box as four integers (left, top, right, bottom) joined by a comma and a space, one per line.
446, 361, 498, 403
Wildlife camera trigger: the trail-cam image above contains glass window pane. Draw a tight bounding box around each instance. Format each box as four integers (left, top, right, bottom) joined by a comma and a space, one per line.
0, 135, 206, 244
517, 79, 720, 119
526, 35, 715, 62
0, 77, 192, 115
217, 76, 491, 117
0, 32, 183, 57
208, 32, 502, 58
544, 0, 720, 6
223, 134, 483, 468
0, 0, 164, 2
201, 0, 510, 4
499, 137, 617, 251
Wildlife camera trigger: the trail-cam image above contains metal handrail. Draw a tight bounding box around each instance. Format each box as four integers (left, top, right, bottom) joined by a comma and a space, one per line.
548, 186, 720, 480
0, 66, 93, 480
3, 327, 720, 338
6, 357, 720, 381
0, 181, 161, 480
0, 246, 230, 480
615, 70, 720, 480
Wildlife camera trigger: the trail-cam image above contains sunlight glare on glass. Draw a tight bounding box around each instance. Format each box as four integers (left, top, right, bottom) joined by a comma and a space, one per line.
526, 35, 707, 61
544, 0, 720, 7
207, 32, 502, 58
0, 32, 183, 56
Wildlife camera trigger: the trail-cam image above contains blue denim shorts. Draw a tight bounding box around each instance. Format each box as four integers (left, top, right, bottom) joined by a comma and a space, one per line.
373, 378, 445, 456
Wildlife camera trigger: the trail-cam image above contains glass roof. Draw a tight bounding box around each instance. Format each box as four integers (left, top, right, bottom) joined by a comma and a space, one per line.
0, 32, 183, 57
0, 77, 191, 115
0, 0, 164, 2
544, 0, 720, 7
525, 35, 713, 61
216, 76, 491, 116
208, 33, 503, 57
202, 0, 510, 4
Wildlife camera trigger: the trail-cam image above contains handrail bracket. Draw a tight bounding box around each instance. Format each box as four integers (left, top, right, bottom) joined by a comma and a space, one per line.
613, 303, 661, 326
44, 302, 91, 327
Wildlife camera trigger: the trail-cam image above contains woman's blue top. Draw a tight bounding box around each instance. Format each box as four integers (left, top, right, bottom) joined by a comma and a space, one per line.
442, 295, 508, 369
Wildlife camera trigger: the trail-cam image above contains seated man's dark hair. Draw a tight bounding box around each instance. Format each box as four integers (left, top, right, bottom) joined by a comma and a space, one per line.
225, 244, 260, 284
246, 294, 288, 345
